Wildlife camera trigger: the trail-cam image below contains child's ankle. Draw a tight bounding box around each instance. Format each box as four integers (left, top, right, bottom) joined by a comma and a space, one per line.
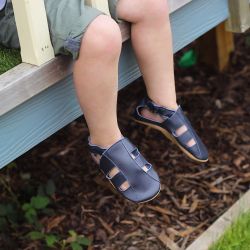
148, 96, 178, 111
89, 132, 124, 149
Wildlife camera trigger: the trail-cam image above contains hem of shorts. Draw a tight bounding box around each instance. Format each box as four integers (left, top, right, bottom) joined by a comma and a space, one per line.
64, 9, 106, 61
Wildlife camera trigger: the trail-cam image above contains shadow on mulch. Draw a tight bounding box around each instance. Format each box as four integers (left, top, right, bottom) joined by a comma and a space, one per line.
0, 34, 249, 250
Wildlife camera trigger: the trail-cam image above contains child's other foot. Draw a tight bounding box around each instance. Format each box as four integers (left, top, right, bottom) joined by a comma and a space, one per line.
132, 96, 208, 162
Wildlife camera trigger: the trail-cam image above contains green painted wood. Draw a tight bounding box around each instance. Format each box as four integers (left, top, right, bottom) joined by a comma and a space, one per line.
0, 0, 229, 169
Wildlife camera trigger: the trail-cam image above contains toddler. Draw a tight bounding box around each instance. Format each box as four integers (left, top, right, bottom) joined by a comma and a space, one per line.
0, 0, 208, 203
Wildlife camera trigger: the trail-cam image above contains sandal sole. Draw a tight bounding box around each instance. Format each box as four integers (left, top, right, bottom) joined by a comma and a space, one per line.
131, 117, 208, 163
90, 153, 161, 203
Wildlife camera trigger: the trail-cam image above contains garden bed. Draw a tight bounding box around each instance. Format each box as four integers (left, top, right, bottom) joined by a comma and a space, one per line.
0, 33, 249, 249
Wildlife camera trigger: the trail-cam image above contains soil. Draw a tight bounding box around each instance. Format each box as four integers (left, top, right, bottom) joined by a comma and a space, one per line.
0, 33, 249, 250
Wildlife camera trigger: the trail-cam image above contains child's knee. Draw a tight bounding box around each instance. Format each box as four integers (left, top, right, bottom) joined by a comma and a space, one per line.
80, 15, 122, 58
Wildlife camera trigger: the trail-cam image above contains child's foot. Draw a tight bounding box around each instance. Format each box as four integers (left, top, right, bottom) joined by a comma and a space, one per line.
131, 96, 208, 162
87, 135, 161, 203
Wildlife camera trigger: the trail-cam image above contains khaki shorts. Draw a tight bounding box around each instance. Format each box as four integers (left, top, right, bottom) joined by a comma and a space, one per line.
0, 0, 122, 60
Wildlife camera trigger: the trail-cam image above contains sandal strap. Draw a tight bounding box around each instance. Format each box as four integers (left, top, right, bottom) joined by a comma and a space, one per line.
162, 107, 185, 133
100, 137, 154, 181
176, 129, 194, 146
99, 155, 117, 176
143, 96, 175, 117
87, 136, 107, 155
110, 172, 127, 188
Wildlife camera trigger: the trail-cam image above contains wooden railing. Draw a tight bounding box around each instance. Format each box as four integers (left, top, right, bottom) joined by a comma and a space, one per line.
10, 0, 192, 66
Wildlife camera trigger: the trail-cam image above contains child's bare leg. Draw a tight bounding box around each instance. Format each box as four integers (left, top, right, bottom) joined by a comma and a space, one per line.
117, 0, 177, 121
73, 15, 123, 148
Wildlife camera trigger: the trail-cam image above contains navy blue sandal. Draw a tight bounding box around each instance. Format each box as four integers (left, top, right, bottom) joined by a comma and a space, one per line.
131, 96, 208, 163
88, 135, 161, 203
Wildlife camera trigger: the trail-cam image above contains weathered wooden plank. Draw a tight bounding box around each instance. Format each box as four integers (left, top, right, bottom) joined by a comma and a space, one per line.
11, 0, 55, 66
187, 190, 250, 250
0, 0, 229, 169
226, 0, 250, 33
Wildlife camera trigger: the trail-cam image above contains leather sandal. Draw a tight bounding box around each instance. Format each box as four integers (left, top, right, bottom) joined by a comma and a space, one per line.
87, 135, 161, 203
131, 96, 208, 163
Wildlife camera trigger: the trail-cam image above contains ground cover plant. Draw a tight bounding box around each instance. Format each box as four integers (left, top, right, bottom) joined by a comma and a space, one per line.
209, 210, 250, 250
0, 44, 21, 74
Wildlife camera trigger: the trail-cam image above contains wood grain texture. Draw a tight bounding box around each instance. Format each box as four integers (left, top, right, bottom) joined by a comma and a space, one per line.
0, 0, 230, 169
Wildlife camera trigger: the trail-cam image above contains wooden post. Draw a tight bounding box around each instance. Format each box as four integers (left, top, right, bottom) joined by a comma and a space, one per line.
12, 0, 55, 66
197, 22, 234, 71
226, 0, 250, 33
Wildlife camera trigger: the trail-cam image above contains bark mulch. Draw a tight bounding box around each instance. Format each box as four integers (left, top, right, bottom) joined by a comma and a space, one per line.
0, 34, 249, 250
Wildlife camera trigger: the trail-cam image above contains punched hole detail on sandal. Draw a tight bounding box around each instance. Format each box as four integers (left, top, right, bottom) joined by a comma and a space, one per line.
87, 136, 161, 203
174, 125, 197, 148
131, 96, 209, 162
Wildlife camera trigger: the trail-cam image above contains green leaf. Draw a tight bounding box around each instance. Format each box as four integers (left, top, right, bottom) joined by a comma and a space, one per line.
25, 208, 37, 224
27, 231, 44, 240
77, 236, 91, 246
178, 49, 197, 68
45, 234, 58, 247
22, 203, 32, 211
31, 196, 50, 210
45, 180, 56, 196
70, 242, 83, 250
69, 230, 77, 238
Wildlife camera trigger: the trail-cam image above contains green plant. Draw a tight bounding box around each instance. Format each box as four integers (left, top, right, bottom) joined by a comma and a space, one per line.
0, 177, 55, 230
22, 195, 50, 225
209, 210, 250, 250
0, 171, 91, 249
66, 230, 91, 250
27, 231, 59, 248
0, 45, 21, 75
21, 179, 56, 226
27, 230, 91, 250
